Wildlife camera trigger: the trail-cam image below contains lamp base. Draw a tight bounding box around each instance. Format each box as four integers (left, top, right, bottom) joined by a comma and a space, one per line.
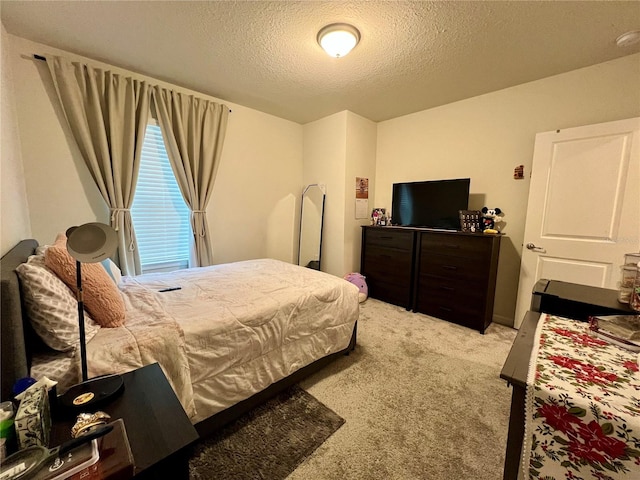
58, 374, 124, 411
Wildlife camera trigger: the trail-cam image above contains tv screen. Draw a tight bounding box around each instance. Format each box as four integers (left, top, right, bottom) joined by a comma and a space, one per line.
391, 178, 470, 229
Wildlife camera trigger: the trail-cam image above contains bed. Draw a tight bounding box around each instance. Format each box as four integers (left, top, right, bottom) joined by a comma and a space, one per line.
1, 239, 359, 437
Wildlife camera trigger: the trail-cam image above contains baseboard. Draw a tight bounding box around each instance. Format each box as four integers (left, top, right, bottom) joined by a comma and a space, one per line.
493, 313, 514, 328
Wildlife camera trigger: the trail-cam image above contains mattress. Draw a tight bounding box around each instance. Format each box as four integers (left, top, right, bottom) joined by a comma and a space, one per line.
33, 259, 359, 423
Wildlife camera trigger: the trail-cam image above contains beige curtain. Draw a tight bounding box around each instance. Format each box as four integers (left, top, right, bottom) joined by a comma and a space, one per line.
151, 87, 229, 267
46, 56, 150, 275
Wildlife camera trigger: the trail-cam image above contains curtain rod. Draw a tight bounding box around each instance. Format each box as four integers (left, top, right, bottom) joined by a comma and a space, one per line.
33, 54, 232, 113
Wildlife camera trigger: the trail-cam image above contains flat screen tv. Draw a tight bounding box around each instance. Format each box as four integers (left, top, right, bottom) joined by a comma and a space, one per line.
391, 178, 470, 230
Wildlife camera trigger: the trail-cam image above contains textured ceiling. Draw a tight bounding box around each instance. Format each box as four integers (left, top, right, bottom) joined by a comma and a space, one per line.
2, 1, 639, 124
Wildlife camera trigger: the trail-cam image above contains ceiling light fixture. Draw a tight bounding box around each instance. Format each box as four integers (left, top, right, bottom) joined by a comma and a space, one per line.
616, 30, 640, 48
317, 23, 360, 58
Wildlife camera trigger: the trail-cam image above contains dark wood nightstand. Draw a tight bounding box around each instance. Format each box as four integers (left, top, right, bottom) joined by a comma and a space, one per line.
50, 363, 199, 479
500, 280, 635, 480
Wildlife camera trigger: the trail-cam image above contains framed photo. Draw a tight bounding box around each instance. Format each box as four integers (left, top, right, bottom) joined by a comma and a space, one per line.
371, 208, 387, 226
459, 210, 481, 232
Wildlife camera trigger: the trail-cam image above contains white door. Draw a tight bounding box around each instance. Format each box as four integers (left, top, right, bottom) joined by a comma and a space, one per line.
514, 117, 640, 328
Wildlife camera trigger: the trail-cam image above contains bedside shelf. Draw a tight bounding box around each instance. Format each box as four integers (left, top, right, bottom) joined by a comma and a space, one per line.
51, 363, 198, 479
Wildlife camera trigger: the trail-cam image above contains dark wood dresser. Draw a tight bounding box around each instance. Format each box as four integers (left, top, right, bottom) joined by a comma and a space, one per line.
414, 230, 501, 333
360, 226, 416, 309
361, 226, 501, 333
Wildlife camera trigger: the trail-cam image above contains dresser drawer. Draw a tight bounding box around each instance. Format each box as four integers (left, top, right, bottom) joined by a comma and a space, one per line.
365, 228, 414, 251
363, 246, 413, 285
415, 296, 485, 331
367, 276, 412, 308
420, 233, 492, 258
417, 276, 486, 305
419, 252, 488, 283
364, 245, 412, 270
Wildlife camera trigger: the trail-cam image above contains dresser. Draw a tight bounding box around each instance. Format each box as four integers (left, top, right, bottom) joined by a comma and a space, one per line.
360, 227, 416, 309
413, 230, 500, 333
361, 226, 501, 332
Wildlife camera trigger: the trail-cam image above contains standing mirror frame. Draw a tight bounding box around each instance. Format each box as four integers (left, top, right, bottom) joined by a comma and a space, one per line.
298, 184, 326, 270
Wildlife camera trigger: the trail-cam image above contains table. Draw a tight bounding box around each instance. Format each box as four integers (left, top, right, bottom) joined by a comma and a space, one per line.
50, 363, 199, 479
500, 279, 635, 480
515, 313, 640, 478
500, 310, 540, 480
530, 278, 634, 320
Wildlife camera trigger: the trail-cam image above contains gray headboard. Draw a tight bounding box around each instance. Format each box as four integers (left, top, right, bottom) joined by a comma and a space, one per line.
1, 239, 38, 401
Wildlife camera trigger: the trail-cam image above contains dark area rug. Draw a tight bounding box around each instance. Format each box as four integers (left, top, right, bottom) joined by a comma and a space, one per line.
189, 385, 345, 480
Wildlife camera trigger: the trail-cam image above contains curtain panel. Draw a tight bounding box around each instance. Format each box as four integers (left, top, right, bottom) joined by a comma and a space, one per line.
46, 56, 150, 275
151, 87, 229, 267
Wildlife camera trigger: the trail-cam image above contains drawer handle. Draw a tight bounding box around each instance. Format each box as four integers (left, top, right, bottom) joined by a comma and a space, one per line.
380, 254, 392, 259
439, 244, 459, 249
442, 265, 457, 270
439, 286, 454, 291
380, 236, 393, 240
438, 306, 453, 312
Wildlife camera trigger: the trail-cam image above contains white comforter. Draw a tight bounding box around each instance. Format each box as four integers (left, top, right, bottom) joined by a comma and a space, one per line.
85, 259, 359, 423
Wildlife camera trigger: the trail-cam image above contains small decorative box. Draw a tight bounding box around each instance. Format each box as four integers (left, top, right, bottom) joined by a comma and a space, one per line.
15, 385, 51, 448
459, 210, 481, 233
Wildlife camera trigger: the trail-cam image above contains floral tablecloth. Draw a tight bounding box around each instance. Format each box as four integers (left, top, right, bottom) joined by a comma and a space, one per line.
522, 314, 640, 479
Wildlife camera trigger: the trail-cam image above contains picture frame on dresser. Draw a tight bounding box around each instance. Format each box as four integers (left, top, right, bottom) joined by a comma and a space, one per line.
458, 210, 482, 233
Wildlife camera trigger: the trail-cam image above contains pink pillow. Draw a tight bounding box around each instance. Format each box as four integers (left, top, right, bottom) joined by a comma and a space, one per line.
45, 235, 125, 327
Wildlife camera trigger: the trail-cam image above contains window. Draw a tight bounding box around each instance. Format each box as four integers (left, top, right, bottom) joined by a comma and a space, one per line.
132, 122, 191, 273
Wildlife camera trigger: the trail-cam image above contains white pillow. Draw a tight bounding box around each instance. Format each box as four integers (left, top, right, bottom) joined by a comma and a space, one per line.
16, 254, 100, 352
101, 258, 122, 286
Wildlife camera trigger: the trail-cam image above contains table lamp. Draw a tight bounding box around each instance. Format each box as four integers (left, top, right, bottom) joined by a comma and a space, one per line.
58, 222, 124, 410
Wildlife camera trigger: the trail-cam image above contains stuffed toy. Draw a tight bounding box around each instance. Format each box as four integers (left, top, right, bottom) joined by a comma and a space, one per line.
481, 207, 503, 232
344, 273, 368, 303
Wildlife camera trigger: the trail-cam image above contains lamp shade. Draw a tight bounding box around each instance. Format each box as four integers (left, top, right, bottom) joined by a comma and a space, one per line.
66, 222, 117, 263
317, 23, 360, 58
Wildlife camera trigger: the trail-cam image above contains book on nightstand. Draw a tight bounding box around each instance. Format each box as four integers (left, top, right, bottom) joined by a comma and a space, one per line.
589, 314, 640, 352
68, 419, 134, 480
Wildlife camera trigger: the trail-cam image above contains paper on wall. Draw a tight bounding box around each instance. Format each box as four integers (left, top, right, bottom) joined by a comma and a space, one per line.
356, 199, 368, 219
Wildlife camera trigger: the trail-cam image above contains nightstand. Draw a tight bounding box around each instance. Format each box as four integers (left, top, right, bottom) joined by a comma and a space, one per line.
50, 363, 199, 479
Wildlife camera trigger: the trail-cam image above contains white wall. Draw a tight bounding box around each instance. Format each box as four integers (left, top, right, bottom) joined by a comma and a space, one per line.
301, 111, 377, 277
5, 29, 638, 319
376, 53, 640, 326
344, 112, 377, 274
210, 105, 302, 264
6, 34, 303, 264
302, 112, 347, 277
0, 24, 31, 255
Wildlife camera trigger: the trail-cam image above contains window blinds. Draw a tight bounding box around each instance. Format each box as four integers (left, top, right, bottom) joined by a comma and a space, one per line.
131, 124, 191, 273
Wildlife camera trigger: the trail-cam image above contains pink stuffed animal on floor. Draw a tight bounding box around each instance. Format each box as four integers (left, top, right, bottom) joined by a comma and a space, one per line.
344, 273, 368, 303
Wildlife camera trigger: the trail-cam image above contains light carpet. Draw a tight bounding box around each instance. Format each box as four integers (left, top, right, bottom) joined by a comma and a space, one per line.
288, 298, 518, 480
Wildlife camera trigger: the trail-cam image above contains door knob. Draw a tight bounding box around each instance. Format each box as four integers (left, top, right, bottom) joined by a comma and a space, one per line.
526, 243, 545, 252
